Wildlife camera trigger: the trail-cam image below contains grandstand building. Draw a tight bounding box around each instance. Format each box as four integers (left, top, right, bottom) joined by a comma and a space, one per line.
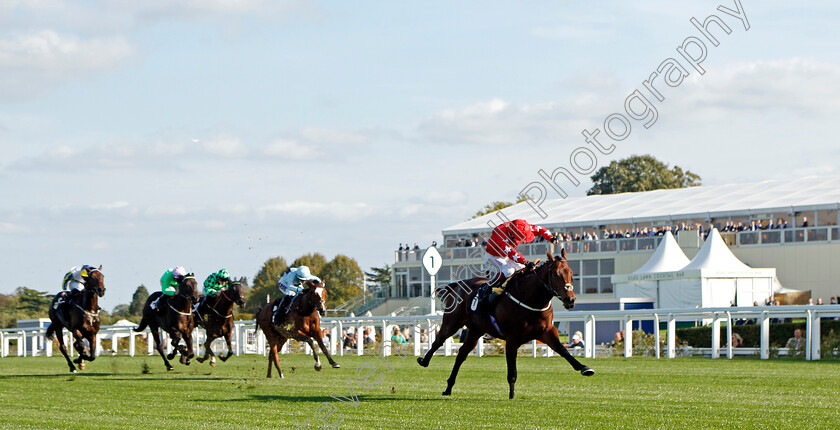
378, 177, 840, 316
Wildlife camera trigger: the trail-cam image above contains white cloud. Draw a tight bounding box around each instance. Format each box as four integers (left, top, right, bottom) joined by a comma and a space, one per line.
201, 134, 247, 157
300, 127, 368, 144
417, 98, 596, 146
262, 138, 320, 160
0, 30, 133, 98
258, 201, 376, 221
673, 58, 840, 121
0, 222, 26, 233
90, 201, 130, 210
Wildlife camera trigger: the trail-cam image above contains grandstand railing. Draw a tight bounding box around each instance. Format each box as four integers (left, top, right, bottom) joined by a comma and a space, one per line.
393, 227, 839, 263
4, 305, 839, 361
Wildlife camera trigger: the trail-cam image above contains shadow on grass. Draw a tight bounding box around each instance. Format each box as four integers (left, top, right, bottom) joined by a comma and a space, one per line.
192, 394, 448, 403
0, 373, 244, 381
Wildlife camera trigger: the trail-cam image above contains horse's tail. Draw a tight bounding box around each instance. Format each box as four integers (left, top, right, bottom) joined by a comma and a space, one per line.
134, 317, 148, 333
45, 323, 57, 341
254, 306, 264, 334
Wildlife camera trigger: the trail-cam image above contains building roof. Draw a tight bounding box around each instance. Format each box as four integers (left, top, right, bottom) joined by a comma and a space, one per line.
632, 231, 690, 274
444, 176, 840, 234
682, 228, 751, 272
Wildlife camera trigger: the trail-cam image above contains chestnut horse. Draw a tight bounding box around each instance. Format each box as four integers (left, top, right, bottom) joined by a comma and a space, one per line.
195, 281, 245, 366
134, 274, 199, 371
255, 281, 340, 378
418, 250, 594, 399
46, 266, 106, 373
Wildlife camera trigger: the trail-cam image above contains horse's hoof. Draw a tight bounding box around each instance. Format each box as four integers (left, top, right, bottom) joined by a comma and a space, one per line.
442, 390, 451, 396
196, 357, 205, 363
417, 357, 428, 368
166, 366, 174, 371
70, 369, 77, 374
79, 363, 86, 370
210, 361, 216, 368
581, 367, 594, 376
331, 363, 341, 369
315, 364, 322, 372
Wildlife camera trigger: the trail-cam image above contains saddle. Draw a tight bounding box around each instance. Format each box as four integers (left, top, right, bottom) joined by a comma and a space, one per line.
54, 291, 77, 326
272, 295, 299, 326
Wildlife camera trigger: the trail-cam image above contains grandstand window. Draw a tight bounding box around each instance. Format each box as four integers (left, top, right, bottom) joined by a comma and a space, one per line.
582, 260, 599, 276
600, 259, 615, 275
582, 278, 598, 294
599, 277, 613, 294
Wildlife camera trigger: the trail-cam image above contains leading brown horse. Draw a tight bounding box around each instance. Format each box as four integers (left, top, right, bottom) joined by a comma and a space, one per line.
195, 280, 245, 366
255, 281, 340, 378
46, 266, 106, 373
418, 250, 594, 399
134, 274, 199, 371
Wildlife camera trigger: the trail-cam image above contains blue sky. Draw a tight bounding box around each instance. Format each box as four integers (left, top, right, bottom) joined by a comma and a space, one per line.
2, 0, 839, 309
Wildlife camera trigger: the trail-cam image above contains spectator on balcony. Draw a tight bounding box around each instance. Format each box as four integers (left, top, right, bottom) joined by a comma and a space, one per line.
398, 243, 404, 251
456, 238, 463, 247
464, 238, 475, 247
413, 243, 420, 251
831, 297, 837, 305
802, 216, 809, 228
817, 298, 824, 305
431, 240, 438, 247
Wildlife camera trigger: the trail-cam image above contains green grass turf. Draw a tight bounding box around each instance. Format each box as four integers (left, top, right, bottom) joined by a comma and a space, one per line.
0, 352, 838, 429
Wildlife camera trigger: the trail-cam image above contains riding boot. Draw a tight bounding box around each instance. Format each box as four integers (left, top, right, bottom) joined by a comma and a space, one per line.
273, 296, 292, 325
471, 274, 505, 312
150, 295, 160, 310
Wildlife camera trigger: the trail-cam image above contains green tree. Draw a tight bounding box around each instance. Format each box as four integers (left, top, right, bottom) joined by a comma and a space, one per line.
112, 304, 131, 319
128, 285, 149, 316
245, 257, 288, 311
291, 253, 328, 276
587, 154, 701, 195
364, 264, 391, 293
15, 287, 51, 314
322, 255, 364, 309
470, 195, 528, 220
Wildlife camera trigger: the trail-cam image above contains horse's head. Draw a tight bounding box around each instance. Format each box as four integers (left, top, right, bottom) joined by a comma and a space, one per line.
82, 265, 106, 297
178, 273, 200, 304
542, 250, 576, 310
303, 280, 327, 317
228, 281, 246, 308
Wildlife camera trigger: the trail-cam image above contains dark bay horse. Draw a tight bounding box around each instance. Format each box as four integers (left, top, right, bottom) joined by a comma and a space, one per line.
255, 281, 340, 378
46, 266, 106, 373
195, 281, 245, 366
418, 250, 594, 399
134, 274, 199, 371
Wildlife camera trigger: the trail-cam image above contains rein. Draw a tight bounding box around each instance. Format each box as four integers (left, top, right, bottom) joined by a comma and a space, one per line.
74, 302, 100, 318
168, 301, 193, 316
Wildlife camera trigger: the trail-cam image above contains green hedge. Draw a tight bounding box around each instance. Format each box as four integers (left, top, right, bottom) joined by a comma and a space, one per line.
675, 319, 840, 348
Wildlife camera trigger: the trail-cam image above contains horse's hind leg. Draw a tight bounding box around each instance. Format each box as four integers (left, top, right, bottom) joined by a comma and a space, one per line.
442, 329, 483, 396
53, 325, 76, 373
540, 328, 594, 376
181, 331, 195, 365
305, 337, 322, 371
314, 334, 339, 368
418, 318, 461, 367
151, 328, 174, 371
196, 334, 215, 364
267, 338, 287, 378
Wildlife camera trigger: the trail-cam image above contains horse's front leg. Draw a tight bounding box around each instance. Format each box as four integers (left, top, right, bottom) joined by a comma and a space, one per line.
167, 332, 182, 361
180, 329, 194, 365
539, 328, 594, 376
443, 329, 484, 396
196, 334, 213, 364
53, 326, 76, 373
219, 330, 234, 362
314, 333, 339, 368
505, 341, 522, 399
71, 329, 89, 368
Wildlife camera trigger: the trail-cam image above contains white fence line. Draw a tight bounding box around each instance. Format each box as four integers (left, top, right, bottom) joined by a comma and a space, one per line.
3, 305, 839, 360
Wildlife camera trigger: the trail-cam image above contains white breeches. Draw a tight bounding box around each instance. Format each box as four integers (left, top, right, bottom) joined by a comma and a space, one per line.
483, 252, 523, 278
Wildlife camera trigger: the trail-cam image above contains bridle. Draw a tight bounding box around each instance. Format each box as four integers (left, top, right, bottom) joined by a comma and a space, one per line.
170, 275, 197, 316
535, 259, 574, 301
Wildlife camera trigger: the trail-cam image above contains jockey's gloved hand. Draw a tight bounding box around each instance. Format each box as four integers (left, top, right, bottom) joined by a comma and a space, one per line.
525, 261, 536, 271
549, 235, 558, 243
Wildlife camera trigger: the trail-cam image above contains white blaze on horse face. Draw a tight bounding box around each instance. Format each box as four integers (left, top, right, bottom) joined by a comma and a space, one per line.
315, 287, 326, 302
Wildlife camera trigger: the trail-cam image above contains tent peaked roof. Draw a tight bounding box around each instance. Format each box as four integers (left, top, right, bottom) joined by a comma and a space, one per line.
633, 231, 691, 274
682, 228, 751, 272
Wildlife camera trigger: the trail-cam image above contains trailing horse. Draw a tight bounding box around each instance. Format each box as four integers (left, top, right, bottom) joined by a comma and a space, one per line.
134, 274, 199, 371
46, 266, 106, 373
195, 280, 245, 366
255, 281, 340, 378
418, 250, 594, 399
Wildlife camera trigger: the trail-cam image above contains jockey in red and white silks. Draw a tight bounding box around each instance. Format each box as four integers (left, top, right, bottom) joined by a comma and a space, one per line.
484, 219, 556, 284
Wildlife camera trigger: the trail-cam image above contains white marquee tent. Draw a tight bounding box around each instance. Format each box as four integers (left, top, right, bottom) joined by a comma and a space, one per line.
612, 229, 780, 308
